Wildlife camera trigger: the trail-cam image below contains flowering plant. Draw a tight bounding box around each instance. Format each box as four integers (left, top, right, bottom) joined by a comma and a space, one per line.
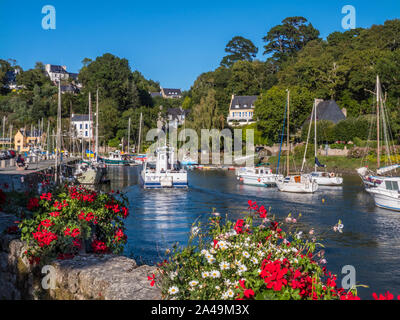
19, 185, 129, 265
153, 201, 360, 300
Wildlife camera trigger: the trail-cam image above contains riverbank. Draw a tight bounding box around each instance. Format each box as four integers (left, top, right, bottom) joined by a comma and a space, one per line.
264, 156, 372, 174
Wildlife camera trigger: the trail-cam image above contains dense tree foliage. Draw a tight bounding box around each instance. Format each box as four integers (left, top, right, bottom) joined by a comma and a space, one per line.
220, 36, 258, 67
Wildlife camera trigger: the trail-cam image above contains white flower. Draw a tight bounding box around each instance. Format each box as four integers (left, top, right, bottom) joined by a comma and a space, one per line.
291, 247, 298, 253
242, 251, 250, 258
168, 286, 179, 295
189, 280, 199, 287
257, 251, 265, 257
202, 271, 210, 278
221, 292, 229, 300
191, 226, 200, 236
215, 286, 221, 290
210, 248, 217, 254
237, 264, 247, 275
250, 257, 259, 264
210, 270, 221, 278
218, 241, 229, 250
169, 271, 178, 280
201, 249, 209, 256
226, 289, 234, 298
295, 231, 303, 239
219, 261, 230, 270
207, 256, 216, 264
224, 279, 232, 286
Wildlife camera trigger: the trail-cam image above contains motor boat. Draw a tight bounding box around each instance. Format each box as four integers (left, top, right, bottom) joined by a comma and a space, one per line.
236, 166, 282, 186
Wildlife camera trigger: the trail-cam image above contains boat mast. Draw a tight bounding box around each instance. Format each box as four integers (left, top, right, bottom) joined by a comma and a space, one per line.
55, 80, 61, 183
127, 117, 131, 154
314, 98, 318, 172
286, 90, 290, 176
138, 112, 142, 153
376, 75, 380, 169
95, 88, 99, 161
88, 92, 92, 160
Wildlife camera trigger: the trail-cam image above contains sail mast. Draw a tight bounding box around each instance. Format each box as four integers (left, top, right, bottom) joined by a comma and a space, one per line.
138, 112, 142, 154
376, 75, 380, 169
314, 99, 318, 172
286, 90, 290, 176
127, 117, 131, 154
95, 88, 99, 161
55, 80, 61, 183
88, 92, 92, 160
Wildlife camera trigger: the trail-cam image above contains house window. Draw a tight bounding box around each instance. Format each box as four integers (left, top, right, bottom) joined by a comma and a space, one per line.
85, 131, 88, 137
85, 123, 88, 129
244, 104, 247, 108
80, 124, 82, 129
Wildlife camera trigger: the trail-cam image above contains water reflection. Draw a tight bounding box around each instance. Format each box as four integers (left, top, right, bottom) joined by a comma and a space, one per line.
101, 167, 400, 299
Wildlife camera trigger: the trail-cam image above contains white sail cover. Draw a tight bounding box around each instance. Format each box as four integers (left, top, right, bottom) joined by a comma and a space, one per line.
377, 164, 400, 175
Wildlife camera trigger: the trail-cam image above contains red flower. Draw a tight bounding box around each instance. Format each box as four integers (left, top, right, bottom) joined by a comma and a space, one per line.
114, 229, 126, 242
71, 228, 80, 238
91, 240, 109, 254
234, 219, 244, 234
49, 211, 60, 217
258, 205, 267, 218
247, 200, 258, 211
27, 197, 39, 210
40, 193, 52, 201
373, 291, 394, 300
148, 274, 155, 287
244, 289, 255, 299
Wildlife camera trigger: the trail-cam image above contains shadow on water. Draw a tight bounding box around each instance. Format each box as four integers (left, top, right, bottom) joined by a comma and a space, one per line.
101, 167, 400, 299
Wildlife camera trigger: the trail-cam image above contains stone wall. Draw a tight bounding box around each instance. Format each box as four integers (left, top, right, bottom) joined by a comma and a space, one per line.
0, 212, 161, 300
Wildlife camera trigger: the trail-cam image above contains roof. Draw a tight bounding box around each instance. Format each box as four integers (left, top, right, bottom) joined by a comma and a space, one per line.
18, 129, 44, 137
150, 92, 162, 97
49, 65, 68, 74
167, 108, 190, 121
315, 100, 346, 124
71, 114, 91, 122
60, 84, 79, 93
230, 95, 258, 110
162, 88, 182, 97
68, 72, 79, 80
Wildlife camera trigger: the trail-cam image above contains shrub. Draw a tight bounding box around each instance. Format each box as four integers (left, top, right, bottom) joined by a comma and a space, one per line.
19, 185, 129, 265
151, 201, 359, 300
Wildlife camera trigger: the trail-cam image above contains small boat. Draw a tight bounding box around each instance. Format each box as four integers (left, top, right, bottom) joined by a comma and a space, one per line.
276, 174, 318, 193
140, 146, 188, 189
276, 90, 318, 194
310, 171, 343, 186
74, 162, 103, 185
237, 166, 282, 186
101, 150, 130, 166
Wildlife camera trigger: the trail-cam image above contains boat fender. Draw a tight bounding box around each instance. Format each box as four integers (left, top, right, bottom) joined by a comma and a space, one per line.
258, 178, 261, 182
329, 172, 335, 178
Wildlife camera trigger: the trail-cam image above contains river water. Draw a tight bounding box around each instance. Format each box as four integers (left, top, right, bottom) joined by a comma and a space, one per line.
101, 166, 400, 299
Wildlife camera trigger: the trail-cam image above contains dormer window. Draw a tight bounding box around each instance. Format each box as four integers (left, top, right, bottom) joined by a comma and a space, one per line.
235, 105, 239, 108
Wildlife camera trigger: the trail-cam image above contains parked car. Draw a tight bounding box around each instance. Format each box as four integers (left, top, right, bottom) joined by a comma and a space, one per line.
7, 150, 16, 158
0, 150, 9, 160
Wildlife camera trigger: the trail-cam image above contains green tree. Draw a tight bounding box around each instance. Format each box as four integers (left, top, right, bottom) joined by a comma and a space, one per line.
254, 86, 313, 144
220, 36, 258, 67
263, 17, 320, 63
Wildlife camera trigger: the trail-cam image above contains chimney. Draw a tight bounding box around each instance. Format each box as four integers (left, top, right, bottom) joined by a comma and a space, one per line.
341, 108, 347, 118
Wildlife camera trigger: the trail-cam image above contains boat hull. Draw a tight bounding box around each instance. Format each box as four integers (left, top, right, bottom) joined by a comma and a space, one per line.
312, 176, 343, 186
366, 188, 400, 211
140, 171, 188, 189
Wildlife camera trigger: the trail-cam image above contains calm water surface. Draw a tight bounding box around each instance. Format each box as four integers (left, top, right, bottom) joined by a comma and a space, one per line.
101, 166, 400, 299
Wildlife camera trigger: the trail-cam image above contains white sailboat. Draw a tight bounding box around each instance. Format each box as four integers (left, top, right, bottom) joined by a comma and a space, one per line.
276, 90, 318, 193
140, 145, 188, 189
302, 99, 343, 186
357, 76, 400, 211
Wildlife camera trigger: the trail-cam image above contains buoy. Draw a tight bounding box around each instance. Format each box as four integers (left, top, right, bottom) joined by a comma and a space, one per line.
258, 178, 261, 182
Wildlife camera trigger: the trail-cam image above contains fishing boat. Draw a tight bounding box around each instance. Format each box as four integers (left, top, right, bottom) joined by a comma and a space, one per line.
357, 76, 400, 211
237, 165, 282, 186
74, 161, 103, 185
140, 145, 188, 189
301, 99, 343, 186
276, 90, 318, 193
101, 150, 130, 166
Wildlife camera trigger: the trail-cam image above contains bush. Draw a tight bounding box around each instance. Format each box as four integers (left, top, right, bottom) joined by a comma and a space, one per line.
19, 185, 129, 265
151, 201, 359, 300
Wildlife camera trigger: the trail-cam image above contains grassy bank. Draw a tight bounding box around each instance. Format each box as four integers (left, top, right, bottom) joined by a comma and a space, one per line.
263, 156, 373, 174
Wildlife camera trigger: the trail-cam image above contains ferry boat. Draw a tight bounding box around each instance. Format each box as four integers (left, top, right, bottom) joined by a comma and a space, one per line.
140, 146, 188, 189
237, 166, 282, 186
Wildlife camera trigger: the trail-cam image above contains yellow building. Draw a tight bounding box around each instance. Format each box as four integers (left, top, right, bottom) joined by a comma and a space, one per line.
14, 129, 46, 153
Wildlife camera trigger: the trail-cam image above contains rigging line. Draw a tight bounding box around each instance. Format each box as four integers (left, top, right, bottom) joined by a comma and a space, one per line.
301, 101, 314, 173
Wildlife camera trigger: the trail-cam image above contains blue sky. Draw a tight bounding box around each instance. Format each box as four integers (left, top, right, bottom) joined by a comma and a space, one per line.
0, 0, 399, 90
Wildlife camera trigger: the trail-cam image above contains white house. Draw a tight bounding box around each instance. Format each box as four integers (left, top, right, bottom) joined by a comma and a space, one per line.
226, 95, 257, 126
167, 107, 190, 129
71, 114, 93, 139
45, 64, 69, 82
